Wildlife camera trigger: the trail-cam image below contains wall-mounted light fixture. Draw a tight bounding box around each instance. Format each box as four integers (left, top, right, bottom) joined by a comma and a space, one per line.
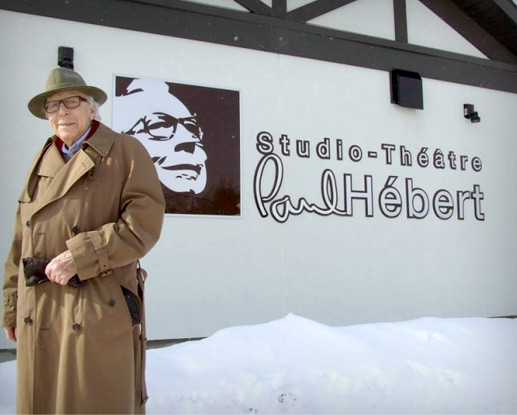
464, 104, 480, 123
390, 69, 423, 110
58, 46, 74, 70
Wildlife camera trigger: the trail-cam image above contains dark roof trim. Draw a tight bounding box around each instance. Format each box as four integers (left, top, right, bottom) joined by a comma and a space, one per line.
491, 0, 517, 26
1, 0, 516, 94
419, 0, 517, 64
287, 0, 358, 22
234, 0, 271, 15
452, 0, 517, 58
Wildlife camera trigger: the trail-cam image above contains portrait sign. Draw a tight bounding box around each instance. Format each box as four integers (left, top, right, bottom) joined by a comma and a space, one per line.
112, 75, 241, 216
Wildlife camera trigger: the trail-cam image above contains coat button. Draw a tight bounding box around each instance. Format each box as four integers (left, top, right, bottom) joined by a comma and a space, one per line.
26, 221, 31, 228
72, 323, 81, 332
24, 317, 33, 325
71, 226, 80, 235
108, 299, 116, 307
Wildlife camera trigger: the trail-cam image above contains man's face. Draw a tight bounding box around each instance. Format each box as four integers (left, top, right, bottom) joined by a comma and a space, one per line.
116, 80, 207, 194
46, 90, 94, 147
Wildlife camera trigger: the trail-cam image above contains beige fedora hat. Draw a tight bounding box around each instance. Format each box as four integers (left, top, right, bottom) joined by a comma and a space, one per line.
28, 67, 107, 119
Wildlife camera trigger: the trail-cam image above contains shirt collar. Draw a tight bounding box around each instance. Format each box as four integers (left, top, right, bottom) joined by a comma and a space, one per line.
61, 126, 92, 156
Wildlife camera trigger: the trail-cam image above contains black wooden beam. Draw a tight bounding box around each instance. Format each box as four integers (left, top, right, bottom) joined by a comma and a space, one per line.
1, 0, 516, 93
233, 0, 271, 15
419, 0, 517, 64
452, 0, 517, 57
393, 0, 408, 43
288, 0, 357, 22
272, 0, 287, 18
491, 0, 517, 23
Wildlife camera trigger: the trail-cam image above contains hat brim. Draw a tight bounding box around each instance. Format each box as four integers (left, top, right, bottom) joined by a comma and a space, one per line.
28, 85, 107, 119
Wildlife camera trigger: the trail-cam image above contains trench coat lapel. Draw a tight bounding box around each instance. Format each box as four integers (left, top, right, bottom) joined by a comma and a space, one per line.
31, 148, 95, 215
18, 139, 53, 203
85, 124, 116, 158
37, 143, 66, 176
20, 124, 116, 216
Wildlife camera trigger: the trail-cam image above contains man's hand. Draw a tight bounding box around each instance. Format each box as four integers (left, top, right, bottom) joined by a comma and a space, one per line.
4, 327, 16, 342
45, 250, 78, 286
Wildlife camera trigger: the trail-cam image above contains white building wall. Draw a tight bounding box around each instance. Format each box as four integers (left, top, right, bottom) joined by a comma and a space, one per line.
308, 0, 396, 40
406, 0, 488, 58
0, 8, 516, 349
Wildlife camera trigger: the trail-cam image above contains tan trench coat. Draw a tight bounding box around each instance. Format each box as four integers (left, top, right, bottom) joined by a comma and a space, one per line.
2, 122, 165, 414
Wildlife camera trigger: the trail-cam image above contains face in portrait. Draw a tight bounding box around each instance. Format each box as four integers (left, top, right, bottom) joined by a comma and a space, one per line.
114, 78, 208, 194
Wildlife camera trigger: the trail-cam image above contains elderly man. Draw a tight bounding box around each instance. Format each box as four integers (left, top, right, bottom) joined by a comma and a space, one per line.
2, 67, 165, 414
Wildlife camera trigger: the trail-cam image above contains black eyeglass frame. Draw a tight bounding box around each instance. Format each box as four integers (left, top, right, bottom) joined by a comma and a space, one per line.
44, 96, 88, 113
123, 111, 204, 142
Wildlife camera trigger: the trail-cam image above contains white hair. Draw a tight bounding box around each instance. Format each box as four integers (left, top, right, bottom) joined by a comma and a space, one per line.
85, 95, 102, 121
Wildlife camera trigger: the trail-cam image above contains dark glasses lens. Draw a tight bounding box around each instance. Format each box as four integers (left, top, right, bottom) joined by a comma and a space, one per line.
44, 96, 87, 113
146, 112, 202, 141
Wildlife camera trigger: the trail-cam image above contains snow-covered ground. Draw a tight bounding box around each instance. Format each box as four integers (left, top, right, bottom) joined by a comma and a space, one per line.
0, 314, 516, 414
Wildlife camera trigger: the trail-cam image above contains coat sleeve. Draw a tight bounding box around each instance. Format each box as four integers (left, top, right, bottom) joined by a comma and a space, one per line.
66, 137, 165, 281
2, 205, 22, 328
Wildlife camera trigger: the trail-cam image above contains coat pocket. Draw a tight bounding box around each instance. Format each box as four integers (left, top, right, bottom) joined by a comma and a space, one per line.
121, 286, 142, 325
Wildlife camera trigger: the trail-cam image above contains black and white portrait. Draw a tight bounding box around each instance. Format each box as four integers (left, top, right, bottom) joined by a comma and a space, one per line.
113, 76, 240, 215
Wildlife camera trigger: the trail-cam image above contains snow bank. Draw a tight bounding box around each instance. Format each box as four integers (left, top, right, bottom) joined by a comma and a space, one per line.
1, 314, 516, 414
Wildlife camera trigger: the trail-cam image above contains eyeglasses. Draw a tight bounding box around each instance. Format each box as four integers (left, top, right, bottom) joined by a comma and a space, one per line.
44, 96, 88, 113
124, 112, 203, 141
